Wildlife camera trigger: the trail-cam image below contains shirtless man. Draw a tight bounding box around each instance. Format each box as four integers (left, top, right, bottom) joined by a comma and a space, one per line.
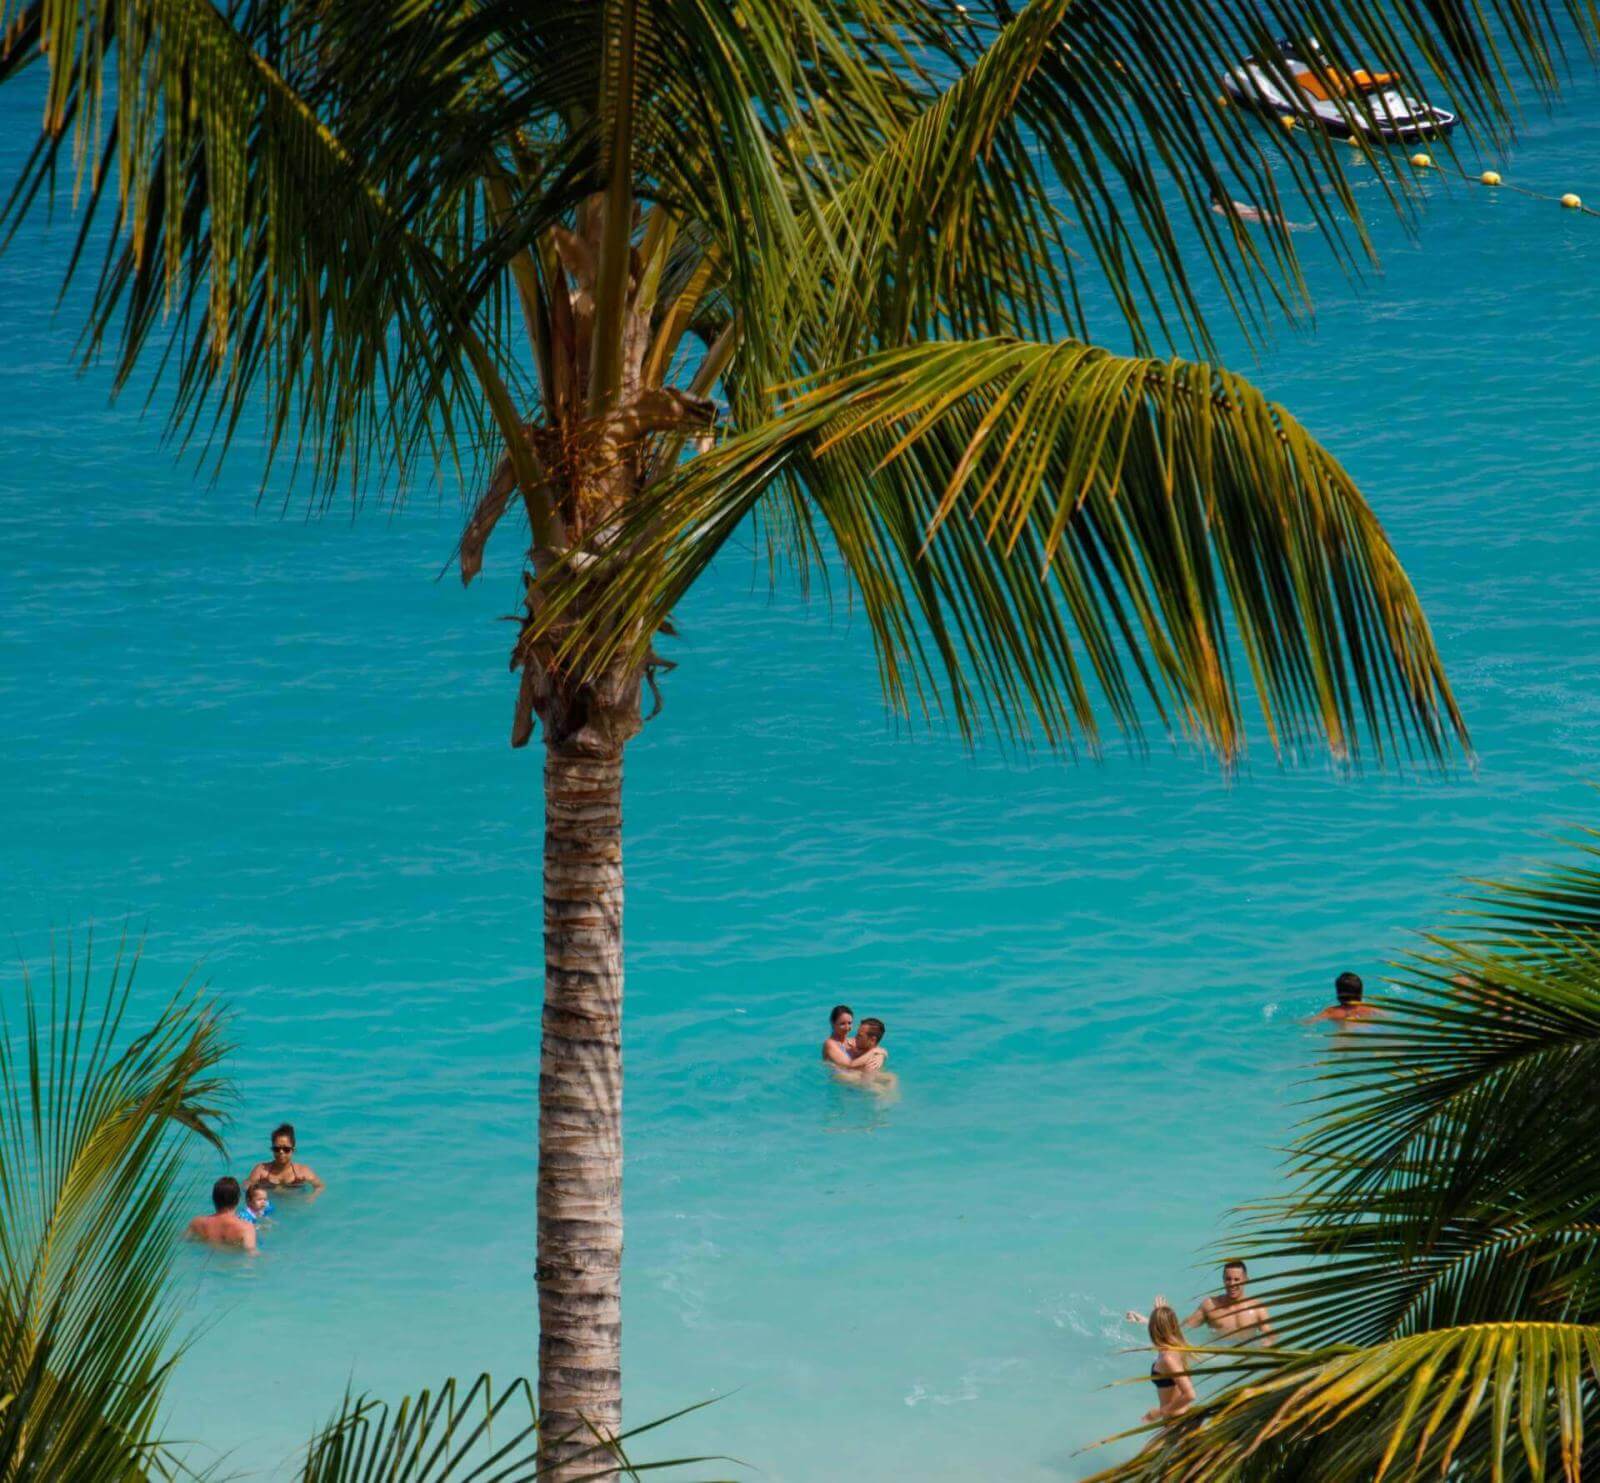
1128, 1261, 1274, 1345
187, 1176, 257, 1252
1305, 971, 1380, 1024
853, 1018, 888, 1071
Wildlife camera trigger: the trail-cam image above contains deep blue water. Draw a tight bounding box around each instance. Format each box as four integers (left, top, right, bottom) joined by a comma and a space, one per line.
4, 54, 1600, 1483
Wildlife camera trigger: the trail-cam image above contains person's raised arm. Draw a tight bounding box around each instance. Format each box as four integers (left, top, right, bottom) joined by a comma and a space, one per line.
840, 1048, 885, 1073
1182, 1299, 1212, 1332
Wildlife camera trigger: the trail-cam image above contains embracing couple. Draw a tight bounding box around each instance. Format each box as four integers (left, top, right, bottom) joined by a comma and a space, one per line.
821, 1004, 889, 1074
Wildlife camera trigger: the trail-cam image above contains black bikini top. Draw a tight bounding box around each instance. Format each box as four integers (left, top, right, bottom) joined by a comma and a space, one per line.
1150, 1363, 1177, 1390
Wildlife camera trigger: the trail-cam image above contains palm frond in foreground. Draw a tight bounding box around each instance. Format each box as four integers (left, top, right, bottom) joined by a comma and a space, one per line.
1091, 825, 1600, 1480
299, 1373, 735, 1482
0, 933, 231, 1481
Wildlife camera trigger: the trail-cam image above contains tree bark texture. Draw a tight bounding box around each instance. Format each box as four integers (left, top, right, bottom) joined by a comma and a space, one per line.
538, 739, 625, 1478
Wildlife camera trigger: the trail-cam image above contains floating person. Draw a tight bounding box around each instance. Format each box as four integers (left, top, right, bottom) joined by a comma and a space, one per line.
187, 1176, 257, 1251
245, 1123, 325, 1192
239, 1181, 275, 1225
1140, 1300, 1196, 1427
1305, 971, 1380, 1024
1128, 1260, 1274, 1346
1208, 190, 1308, 230
822, 1004, 857, 1068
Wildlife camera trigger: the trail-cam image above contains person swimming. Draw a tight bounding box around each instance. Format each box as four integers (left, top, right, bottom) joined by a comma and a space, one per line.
1305, 971, 1381, 1024
245, 1123, 325, 1192
853, 1017, 888, 1070
186, 1176, 257, 1251
238, 1180, 275, 1224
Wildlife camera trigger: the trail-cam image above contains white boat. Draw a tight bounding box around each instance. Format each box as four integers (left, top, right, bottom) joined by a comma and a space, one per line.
1222, 38, 1457, 141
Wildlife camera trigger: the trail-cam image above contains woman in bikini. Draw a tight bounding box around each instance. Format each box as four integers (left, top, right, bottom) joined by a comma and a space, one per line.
1141, 1300, 1195, 1427
245, 1122, 326, 1192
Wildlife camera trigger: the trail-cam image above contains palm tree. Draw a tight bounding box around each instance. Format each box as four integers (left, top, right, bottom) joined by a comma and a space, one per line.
0, 934, 230, 1481
4, 0, 1584, 1469
1089, 825, 1600, 1480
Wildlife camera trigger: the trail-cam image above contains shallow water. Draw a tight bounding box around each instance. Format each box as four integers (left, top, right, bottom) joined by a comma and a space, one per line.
4, 57, 1600, 1483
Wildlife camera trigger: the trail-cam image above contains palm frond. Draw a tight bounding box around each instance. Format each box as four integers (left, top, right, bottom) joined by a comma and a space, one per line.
1088, 1324, 1600, 1483
784, 0, 1599, 365
534, 336, 1465, 765
1230, 832, 1600, 1352
0, 930, 233, 1481
298, 1373, 735, 1481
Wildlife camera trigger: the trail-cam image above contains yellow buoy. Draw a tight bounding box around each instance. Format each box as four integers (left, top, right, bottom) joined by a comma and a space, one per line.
1480, 170, 1502, 186
1562, 192, 1583, 209
1216, 94, 1228, 107
1280, 115, 1297, 130
1410, 152, 1433, 169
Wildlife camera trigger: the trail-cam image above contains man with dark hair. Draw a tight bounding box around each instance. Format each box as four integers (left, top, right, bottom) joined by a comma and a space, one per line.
186, 1175, 257, 1251
855, 1018, 887, 1065
1306, 970, 1380, 1024
1128, 1261, 1274, 1345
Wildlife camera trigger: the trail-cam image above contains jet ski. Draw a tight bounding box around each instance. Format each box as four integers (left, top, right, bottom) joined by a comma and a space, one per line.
1222, 38, 1457, 141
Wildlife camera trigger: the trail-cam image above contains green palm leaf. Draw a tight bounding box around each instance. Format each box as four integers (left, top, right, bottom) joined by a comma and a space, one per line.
1090, 1323, 1600, 1482
1238, 833, 1600, 1352
298, 1373, 735, 1481
0, 931, 232, 1481
533, 336, 1463, 762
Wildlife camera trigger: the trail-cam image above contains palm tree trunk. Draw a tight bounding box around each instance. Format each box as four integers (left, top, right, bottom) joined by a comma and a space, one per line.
538, 738, 625, 1478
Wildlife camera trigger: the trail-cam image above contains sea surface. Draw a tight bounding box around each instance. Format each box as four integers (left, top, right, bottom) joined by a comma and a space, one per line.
4, 53, 1600, 1483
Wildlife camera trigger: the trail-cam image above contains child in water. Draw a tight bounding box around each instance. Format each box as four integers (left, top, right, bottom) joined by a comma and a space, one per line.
238, 1181, 275, 1225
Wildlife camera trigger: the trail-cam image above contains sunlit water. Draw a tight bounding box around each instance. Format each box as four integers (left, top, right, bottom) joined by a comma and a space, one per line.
4, 55, 1600, 1483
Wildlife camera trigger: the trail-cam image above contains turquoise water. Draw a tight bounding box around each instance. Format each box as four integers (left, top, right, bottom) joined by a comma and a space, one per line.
4, 62, 1600, 1483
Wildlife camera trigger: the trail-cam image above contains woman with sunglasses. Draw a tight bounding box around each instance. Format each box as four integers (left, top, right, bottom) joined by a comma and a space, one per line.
245, 1123, 325, 1193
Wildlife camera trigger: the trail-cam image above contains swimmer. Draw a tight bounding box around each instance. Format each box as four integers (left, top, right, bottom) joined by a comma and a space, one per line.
238, 1181, 275, 1225
1208, 190, 1307, 230
1140, 1300, 1195, 1425
852, 1017, 888, 1072
245, 1123, 325, 1192
822, 1004, 858, 1069
1305, 971, 1380, 1023
186, 1176, 257, 1251
834, 1017, 898, 1099
1128, 1260, 1274, 1346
